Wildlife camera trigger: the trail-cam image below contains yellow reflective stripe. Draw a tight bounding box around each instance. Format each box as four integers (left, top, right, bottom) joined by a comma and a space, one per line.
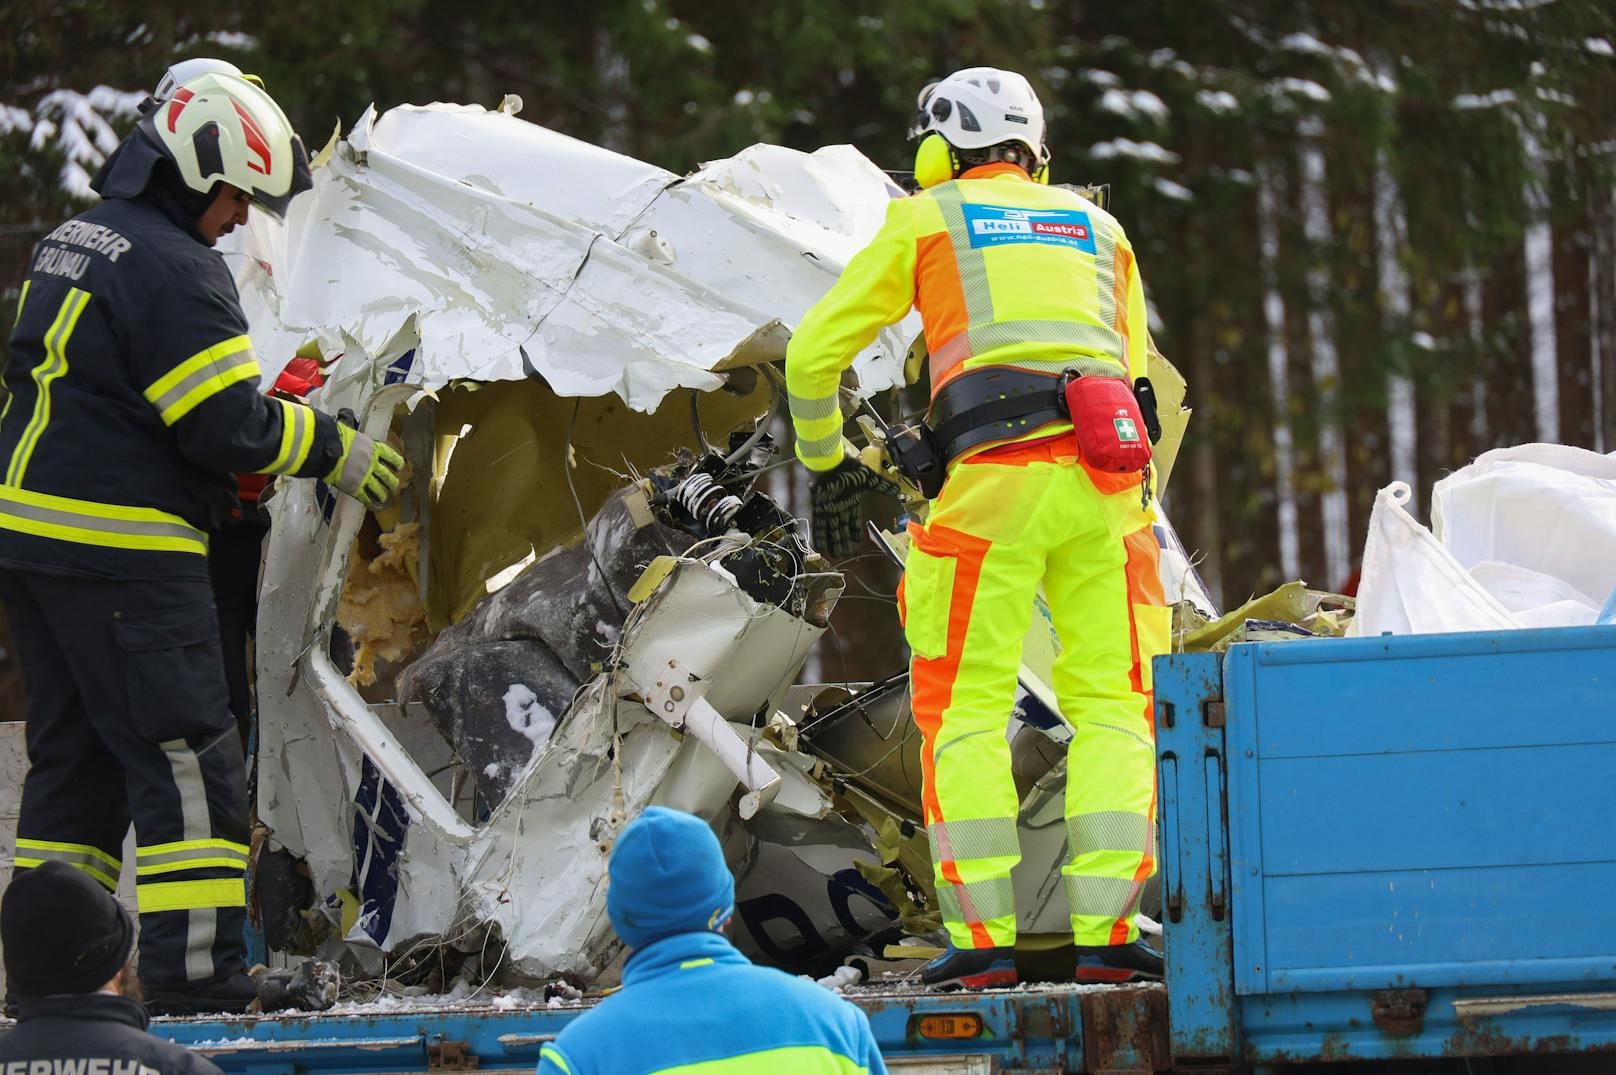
14, 856, 120, 892
679, 957, 715, 969
652, 1045, 869, 1074
1, 281, 27, 424
137, 838, 250, 858
136, 857, 250, 876
136, 877, 246, 913
6, 288, 89, 486
143, 336, 260, 426
136, 838, 250, 876
143, 335, 249, 407
539, 1046, 572, 1074
14, 839, 123, 892
16, 837, 122, 871
0, 483, 208, 555
261, 397, 315, 475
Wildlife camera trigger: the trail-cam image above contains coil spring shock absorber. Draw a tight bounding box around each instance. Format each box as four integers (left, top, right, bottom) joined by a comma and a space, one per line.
670, 471, 743, 533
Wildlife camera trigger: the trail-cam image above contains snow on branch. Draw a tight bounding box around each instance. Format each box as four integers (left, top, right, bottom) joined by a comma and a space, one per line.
3, 86, 145, 201
1088, 138, 1181, 165
1097, 88, 1170, 123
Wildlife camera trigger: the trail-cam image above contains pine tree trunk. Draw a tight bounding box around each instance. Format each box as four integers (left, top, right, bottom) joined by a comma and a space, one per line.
1298, 117, 1351, 587
1257, 162, 1300, 581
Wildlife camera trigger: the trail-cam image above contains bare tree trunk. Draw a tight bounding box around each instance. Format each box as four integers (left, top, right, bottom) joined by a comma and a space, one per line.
1257, 162, 1300, 581
1593, 190, 1616, 454
593, 27, 632, 153
1376, 145, 1415, 484
1463, 265, 1490, 451
1375, 148, 1417, 490
1298, 117, 1351, 587
1520, 114, 1560, 443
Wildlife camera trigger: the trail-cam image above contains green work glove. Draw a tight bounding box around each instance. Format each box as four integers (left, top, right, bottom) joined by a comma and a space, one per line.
325, 422, 404, 510
809, 456, 899, 558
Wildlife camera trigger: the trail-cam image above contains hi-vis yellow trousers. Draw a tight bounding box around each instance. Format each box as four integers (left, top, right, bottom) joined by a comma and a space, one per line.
899, 435, 1169, 950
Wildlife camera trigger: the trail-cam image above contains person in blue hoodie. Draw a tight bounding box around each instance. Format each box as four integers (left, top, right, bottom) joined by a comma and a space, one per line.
537, 806, 888, 1075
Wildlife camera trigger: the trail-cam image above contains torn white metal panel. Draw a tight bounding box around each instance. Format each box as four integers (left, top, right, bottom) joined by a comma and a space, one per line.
459, 556, 835, 981
226, 103, 917, 408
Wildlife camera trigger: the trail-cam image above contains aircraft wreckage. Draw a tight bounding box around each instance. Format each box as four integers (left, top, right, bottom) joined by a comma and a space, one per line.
230, 99, 1219, 991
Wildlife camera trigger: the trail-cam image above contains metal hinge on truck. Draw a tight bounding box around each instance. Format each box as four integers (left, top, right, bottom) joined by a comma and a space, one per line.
427, 1040, 479, 1071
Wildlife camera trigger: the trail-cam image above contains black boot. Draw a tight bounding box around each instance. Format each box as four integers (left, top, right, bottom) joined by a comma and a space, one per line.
144, 969, 259, 1016
1074, 937, 1164, 983
919, 943, 1018, 990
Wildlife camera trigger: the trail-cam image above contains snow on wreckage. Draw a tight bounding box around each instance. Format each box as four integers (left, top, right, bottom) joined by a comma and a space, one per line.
230, 98, 1213, 998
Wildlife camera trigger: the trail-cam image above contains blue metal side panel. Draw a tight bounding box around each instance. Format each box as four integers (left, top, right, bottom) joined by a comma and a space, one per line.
1239, 984, 1616, 1063
148, 987, 1091, 1072
1225, 626, 1616, 998
1155, 651, 1236, 1062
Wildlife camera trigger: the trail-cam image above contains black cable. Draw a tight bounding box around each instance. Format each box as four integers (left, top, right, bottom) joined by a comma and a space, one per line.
565, 399, 625, 619
689, 389, 713, 455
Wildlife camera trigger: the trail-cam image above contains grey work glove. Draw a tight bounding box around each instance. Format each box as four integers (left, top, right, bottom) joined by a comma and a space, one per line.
809, 457, 899, 558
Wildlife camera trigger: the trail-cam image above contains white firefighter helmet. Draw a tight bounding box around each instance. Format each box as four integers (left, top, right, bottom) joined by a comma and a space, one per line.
153, 57, 255, 102
909, 67, 1047, 158
139, 72, 311, 219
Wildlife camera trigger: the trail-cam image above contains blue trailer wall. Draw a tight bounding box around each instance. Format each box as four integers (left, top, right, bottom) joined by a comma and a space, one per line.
1162, 626, 1616, 1065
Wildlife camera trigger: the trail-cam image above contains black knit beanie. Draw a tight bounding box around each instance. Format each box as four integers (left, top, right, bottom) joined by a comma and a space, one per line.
2, 861, 135, 997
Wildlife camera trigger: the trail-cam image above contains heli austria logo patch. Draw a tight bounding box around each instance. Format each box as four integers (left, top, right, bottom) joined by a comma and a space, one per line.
961, 203, 1098, 253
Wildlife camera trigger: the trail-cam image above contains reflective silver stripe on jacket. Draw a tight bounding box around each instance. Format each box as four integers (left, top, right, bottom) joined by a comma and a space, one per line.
928, 184, 1127, 381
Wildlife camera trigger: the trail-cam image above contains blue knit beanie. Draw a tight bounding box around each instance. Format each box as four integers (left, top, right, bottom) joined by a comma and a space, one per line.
606, 807, 735, 950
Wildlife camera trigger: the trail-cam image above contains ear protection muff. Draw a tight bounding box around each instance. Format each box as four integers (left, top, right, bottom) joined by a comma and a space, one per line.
914, 134, 959, 189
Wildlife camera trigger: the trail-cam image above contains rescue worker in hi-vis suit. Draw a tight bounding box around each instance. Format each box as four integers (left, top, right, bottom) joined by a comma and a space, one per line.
786, 67, 1169, 989
0, 72, 401, 1013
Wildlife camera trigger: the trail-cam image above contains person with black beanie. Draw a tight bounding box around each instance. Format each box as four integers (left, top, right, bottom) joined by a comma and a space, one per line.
0, 862, 221, 1072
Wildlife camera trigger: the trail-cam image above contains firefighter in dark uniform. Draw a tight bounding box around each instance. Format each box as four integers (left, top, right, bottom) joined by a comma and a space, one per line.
0, 73, 402, 1013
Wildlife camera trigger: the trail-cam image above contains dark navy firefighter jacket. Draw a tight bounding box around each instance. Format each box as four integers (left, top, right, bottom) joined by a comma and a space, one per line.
0, 154, 341, 580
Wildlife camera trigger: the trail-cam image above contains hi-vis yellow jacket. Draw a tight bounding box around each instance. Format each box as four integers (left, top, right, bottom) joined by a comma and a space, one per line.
786, 163, 1150, 471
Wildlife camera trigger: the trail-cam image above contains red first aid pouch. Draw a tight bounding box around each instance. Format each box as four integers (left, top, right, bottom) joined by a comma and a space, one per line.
1061, 373, 1152, 486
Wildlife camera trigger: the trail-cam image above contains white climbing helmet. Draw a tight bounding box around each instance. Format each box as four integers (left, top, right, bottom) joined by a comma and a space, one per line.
139, 72, 311, 219
152, 57, 255, 102
909, 67, 1047, 158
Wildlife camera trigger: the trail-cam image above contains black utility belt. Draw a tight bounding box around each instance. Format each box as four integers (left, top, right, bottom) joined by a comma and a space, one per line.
884, 367, 1162, 499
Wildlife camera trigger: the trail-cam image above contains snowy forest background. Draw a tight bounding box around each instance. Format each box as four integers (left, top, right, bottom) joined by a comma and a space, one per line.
3, 2, 1614, 635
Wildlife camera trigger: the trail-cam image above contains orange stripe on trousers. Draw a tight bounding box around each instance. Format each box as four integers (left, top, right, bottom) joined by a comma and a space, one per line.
1110, 525, 1164, 944
909, 521, 996, 949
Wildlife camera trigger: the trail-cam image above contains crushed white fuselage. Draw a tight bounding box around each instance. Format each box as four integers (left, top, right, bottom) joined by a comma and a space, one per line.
244, 101, 1214, 989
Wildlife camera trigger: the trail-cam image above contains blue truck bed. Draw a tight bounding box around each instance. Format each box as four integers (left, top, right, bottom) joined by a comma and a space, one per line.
41, 626, 1616, 1070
